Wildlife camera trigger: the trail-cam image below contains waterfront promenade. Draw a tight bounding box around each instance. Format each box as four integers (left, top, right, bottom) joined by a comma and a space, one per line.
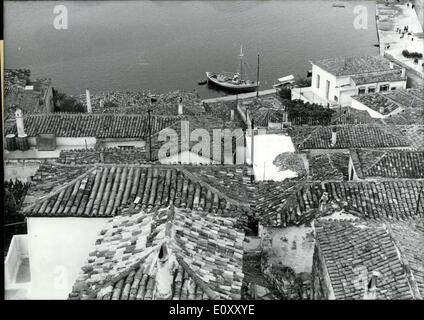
376, 2, 424, 87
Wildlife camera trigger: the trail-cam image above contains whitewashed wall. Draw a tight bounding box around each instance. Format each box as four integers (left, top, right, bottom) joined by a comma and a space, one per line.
311, 65, 338, 104
159, 150, 220, 165
260, 224, 315, 274
99, 140, 146, 149
350, 98, 385, 118
27, 217, 108, 299
4, 162, 41, 182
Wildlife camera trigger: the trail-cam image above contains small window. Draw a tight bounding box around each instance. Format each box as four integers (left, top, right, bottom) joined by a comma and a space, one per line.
391, 87, 396, 91
334, 96, 338, 102
380, 84, 389, 92
368, 87, 376, 93
118, 145, 135, 150
358, 87, 366, 95
316, 74, 320, 89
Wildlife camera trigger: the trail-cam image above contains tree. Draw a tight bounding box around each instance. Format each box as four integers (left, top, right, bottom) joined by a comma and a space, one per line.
285, 99, 335, 125
54, 90, 85, 113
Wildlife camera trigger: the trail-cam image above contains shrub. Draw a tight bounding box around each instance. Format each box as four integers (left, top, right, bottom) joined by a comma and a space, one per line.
402, 49, 423, 59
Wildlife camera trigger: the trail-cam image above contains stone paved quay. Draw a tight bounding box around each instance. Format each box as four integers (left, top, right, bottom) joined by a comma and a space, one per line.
201, 89, 277, 104
376, 2, 424, 87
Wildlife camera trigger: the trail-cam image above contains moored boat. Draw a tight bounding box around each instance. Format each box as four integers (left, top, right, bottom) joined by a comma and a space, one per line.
206, 46, 259, 93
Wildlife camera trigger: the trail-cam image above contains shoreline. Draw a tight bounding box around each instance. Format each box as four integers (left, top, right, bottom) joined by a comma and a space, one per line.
376, 2, 424, 88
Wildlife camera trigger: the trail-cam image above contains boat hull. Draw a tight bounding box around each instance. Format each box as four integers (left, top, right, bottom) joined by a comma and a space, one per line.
206, 72, 258, 93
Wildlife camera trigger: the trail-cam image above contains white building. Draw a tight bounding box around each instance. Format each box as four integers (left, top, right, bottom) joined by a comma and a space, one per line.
292, 56, 407, 107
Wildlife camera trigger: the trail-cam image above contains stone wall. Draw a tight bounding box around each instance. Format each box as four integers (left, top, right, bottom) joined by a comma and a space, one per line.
260, 225, 315, 299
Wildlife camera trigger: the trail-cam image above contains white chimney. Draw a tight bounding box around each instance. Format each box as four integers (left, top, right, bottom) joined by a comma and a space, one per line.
319, 192, 329, 213
86, 88, 92, 113
178, 97, 183, 115
15, 108, 26, 137
100, 99, 104, 109
389, 61, 394, 69
331, 128, 337, 146
230, 107, 235, 121
363, 271, 381, 300
155, 243, 174, 299
401, 68, 406, 78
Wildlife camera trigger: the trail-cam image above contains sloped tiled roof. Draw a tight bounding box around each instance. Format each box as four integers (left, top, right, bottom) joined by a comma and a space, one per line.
314, 220, 422, 300
309, 153, 348, 180
352, 93, 400, 116
4, 87, 44, 116
382, 107, 424, 125
6, 113, 178, 139
22, 164, 253, 224
293, 125, 412, 150
312, 55, 400, 76
351, 69, 406, 85
58, 148, 150, 165
393, 125, 424, 151
68, 206, 245, 300
388, 221, 424, 298
257, 180, 424, 227
352, 89, 424, 117
351, 149, 424, 179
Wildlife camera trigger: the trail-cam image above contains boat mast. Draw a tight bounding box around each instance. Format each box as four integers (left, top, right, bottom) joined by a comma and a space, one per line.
256, 52, 260, 97
239, 45, 244, 82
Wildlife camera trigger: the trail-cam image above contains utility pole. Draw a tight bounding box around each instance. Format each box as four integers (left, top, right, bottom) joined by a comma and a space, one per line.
148, 107, 152, 161
256, 53, 260, 98
250, 119, 255, 183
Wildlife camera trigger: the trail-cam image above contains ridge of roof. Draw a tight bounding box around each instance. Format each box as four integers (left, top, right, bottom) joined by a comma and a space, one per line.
69, 206, 245, 300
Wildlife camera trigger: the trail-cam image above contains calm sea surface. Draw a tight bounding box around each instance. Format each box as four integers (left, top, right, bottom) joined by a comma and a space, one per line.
4, 0, 379, 98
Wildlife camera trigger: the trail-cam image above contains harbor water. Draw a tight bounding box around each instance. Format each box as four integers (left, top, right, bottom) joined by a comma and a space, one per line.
4, 0, 379, 98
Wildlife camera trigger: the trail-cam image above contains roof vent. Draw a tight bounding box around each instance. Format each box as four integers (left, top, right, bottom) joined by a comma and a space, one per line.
363, 270, 381, 300
331, 127, 337, 147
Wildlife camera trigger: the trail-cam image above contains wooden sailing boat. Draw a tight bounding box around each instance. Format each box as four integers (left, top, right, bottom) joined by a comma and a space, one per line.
206, 46, 259, 93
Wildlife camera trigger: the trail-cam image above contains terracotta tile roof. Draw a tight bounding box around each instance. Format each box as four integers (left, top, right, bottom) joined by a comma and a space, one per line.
58, 148, 150, 165
147, 116, 245, 163
352, 93, 400, 115
76, 90, 206, 116
408, 89, 424, 101
394, 125, 424, 151
351, 149, 424, 179
68, 206, 245, 300
4, 87, 45, 117
6, 113, 178, 139
23, 163, 91, 206
4, 69, 31, 88
22, 164, 252, 226
331, 107, 378, 125
388, 221, 424, 298
292, 125, 412, 150
257, 180, 424, 227
309, 153, 348, 180
352, 89, 424, 117
384, 89, 424, 108
312, 55, 400, 76
351, 69, 406, 85
314, 220, 422, 300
